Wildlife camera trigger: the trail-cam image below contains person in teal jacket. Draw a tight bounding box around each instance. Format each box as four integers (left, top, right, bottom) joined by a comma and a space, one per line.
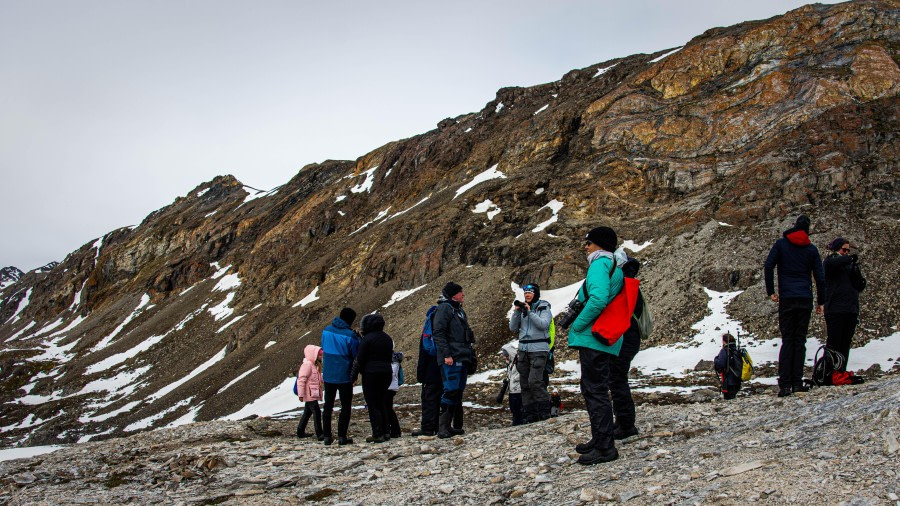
569, 226, 624, 465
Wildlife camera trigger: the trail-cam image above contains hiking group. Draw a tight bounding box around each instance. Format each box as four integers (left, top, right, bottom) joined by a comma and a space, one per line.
295, 217, 866, 466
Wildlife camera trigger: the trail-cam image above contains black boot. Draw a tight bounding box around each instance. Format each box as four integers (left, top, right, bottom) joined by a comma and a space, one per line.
449, 404, 465, 435
437, 406, 453, 439
411, 428, 436, 437
575, 436, 598, 454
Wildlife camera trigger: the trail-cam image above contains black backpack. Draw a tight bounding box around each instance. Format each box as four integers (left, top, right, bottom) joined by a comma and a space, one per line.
812, 346, 846, 386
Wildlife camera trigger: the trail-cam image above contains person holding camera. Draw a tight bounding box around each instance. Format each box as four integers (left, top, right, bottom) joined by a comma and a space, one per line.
509, 283, 553, 423
432, 282, 476, 439
563, 226, 624, 465
823, 237, 866, 371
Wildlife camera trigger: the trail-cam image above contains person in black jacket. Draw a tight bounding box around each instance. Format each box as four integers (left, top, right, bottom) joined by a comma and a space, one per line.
413, 306, 442, 436
823, 237, 866, 371
432, 282, 476, 439
350, 313, 394, 443
764, 215, 826, 397
713, 333, 743, 400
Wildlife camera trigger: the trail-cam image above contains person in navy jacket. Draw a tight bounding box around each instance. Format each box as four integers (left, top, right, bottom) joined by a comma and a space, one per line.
764, 215, 825, 397
320, 307, 360, 445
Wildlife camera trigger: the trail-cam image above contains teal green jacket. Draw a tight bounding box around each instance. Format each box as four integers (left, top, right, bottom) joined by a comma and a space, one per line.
568, 254, 625, 356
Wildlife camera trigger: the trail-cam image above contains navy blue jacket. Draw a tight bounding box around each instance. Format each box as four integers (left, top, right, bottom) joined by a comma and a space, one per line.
764, 228, 826, 302
321, 317, 360, 384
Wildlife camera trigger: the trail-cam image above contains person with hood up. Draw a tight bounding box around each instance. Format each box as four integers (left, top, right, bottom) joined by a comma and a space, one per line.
296, 344, 325, 439
432, 282, 476, 439
764, 215, 826, 397
713, 333, 743, 400
386, 351, 404, 438
499, 342, 524, 426
350, 313, 394, 443
568, 226, 624, 465
823, 237, 866, 372
320, 307, 360, 445
509, 283, 553, 422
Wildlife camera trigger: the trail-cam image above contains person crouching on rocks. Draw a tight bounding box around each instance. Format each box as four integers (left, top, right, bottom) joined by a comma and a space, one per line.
569, 226, 624, 465
713, 333, 743, 400
510, 283, 553, 422
350, 313, 394, 443
433, 282, 476, 439
296, 345, 325, 439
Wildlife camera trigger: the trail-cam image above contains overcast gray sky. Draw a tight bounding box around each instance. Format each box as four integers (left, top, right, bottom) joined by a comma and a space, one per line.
0, 0, 840, 272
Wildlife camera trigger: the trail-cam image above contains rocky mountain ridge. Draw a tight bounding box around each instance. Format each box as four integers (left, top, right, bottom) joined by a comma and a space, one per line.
0, 0, 898, 448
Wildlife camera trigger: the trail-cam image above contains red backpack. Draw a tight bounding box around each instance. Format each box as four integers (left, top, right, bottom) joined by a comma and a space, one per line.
591, 275, 640, 347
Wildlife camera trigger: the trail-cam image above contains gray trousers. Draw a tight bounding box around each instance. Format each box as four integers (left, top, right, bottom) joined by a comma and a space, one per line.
516, 350, 550, 407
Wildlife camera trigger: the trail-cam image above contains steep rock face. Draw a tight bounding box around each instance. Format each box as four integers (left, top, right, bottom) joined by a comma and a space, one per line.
0, 0, 897, 445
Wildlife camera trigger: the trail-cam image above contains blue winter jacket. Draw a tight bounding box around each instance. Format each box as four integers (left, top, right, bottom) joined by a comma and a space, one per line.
763, 228, 826, 302
321, 317, 360, 384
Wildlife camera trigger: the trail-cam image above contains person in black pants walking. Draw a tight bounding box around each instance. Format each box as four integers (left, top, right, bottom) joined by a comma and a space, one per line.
351, 313, 395, 443
823, 237, 866, 370
764, 215, 826, 397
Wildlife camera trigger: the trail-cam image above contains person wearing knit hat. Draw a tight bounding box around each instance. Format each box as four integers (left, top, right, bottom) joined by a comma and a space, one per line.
432, 282, 476, 438
764, 215, 826, 398
823, 237, 866, 376
320, 307, 361, 445
510, 282, 553, 423
568, 226, 625, 465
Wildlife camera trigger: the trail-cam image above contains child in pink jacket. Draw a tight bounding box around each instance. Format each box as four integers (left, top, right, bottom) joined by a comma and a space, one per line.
296, 344, 325, 439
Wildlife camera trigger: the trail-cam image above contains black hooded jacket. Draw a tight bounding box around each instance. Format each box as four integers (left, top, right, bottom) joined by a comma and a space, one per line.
431, 297, 475, 366
824, 253, 865, 314
351, 314, 394, 378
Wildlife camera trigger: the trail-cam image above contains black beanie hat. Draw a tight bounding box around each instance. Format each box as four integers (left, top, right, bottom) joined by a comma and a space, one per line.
442, 281, 463, 299
795, 215, 811, 233
585, 226, 617, 252
361, 313, 385, 334
339, 307, 357, 325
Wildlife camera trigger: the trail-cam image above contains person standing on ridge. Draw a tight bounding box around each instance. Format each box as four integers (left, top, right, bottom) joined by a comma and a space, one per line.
350, 313, 394, 443
320, 307, 360, 445
509, 283, 553, 422
568, 226, 624, 465
823, 237, 866, 371
432, 282, 476, 439
764, 215, 826, 397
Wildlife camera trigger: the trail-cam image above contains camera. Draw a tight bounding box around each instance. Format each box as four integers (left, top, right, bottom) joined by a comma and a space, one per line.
556, 298, 586, 329
513, 300, 523, 308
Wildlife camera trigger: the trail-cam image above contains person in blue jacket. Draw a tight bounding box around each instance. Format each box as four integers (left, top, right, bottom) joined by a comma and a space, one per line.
569, 226, 624, 465
320, 307, 360, 445
764, 215, 826, 397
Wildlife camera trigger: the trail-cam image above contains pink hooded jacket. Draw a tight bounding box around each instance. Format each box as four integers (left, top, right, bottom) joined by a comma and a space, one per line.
296, 344, 324, 402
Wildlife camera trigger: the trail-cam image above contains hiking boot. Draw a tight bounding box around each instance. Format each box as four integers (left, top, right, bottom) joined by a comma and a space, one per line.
577, 446, 619, 465
365, 435, 385, 443
297, 432, 312, 439
411, 429, 436, 437
793, 384, 810, 393
389, 432, 402, 439
316, 434, 325, 441
613, 425, 639, 440
450, 404, 465, 435
322, 436, 333, 446
437, 408, 454, 439
337, 437, 354, 445
575, 437, 598, 454
777, 387, 793, 397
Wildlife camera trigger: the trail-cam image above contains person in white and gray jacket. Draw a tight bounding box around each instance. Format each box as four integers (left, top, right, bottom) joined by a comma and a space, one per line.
500, 342, 524, 426
509, 283, 552, 422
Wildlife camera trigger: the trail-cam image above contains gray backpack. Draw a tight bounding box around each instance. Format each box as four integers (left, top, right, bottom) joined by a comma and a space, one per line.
633, 288, 654, 339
